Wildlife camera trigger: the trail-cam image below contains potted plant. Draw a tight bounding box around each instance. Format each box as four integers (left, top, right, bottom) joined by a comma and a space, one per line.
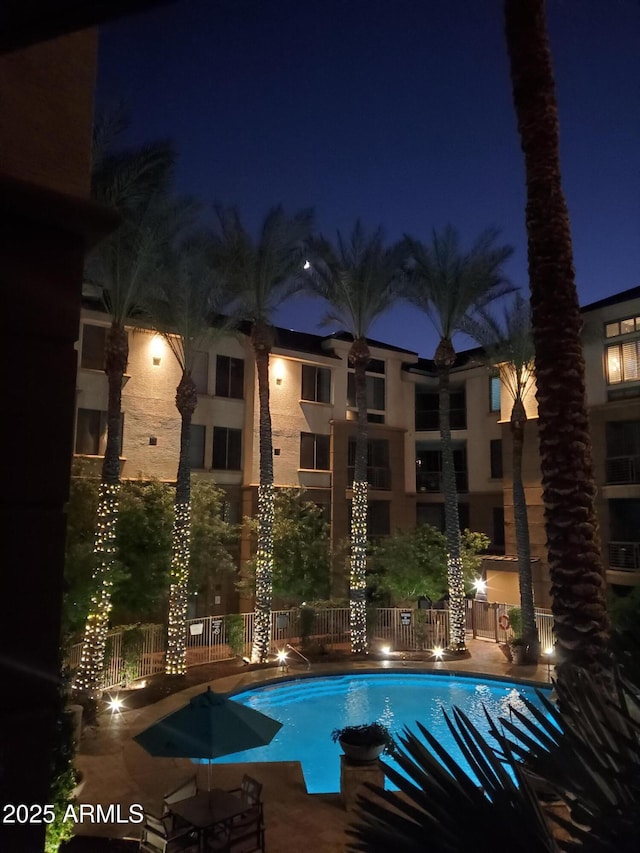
507, 606, 527, 665
331, 721, 395, 763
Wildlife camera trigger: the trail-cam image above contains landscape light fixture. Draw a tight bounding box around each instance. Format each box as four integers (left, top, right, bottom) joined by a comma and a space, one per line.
380, 645, 391, 657
433, 646, 444, 660
108, 696, 124, 713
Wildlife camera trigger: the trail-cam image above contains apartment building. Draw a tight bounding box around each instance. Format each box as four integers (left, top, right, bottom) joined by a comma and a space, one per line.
73, 284, 640, 613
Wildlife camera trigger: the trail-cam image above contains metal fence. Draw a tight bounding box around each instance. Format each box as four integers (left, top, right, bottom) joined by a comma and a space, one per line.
66, 603, 557, 691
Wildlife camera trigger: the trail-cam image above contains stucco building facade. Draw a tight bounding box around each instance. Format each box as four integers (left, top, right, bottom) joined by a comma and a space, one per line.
74, 285, 640, 613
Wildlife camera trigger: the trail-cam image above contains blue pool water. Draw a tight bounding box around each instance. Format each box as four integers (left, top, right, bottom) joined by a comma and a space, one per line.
208, 672, 549, 793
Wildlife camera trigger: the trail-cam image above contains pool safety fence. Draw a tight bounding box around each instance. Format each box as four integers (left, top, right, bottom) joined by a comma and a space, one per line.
66, 603, 554, 691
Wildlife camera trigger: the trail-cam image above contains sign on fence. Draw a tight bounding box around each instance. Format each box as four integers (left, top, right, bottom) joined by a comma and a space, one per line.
400, 610, 412, 626
276, 614, 289, 630
212, 619, 222, 636
189, 623, 204, 635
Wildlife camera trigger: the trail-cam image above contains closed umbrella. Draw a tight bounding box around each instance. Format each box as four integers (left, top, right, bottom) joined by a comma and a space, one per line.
133, 685, 283, 790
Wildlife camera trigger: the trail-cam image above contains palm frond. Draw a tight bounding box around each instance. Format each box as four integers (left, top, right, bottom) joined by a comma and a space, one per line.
402, 225, 515, 343
462, 293, 535, 402
306, 222, 403, 339
210, 205, 314, 324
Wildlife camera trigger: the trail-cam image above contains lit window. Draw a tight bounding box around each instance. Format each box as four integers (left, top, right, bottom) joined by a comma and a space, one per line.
605, 315, 639, 338
489, 375, 501, 412
607, 341, 640, 384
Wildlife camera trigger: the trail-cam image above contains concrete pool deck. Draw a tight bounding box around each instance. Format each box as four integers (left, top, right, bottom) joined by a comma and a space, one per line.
74, 640, 552, 851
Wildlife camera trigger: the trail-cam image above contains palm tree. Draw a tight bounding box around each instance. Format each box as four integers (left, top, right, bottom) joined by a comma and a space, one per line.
504, 0, 611, 682
403, 226, 514, 651
307, 223, 402, 653
210, 205, 314, 662
464, 294, 539, 659
73, 135, 178, 696
148, 237, 232, 675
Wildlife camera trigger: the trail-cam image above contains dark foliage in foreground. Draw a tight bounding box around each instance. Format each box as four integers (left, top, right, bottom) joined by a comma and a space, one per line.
348, 650, 640, 852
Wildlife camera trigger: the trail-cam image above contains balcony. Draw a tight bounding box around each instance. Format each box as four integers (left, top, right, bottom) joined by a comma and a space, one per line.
609, 541, 640, 571
605, 455, 640, 485
348, 466, 391, 490
416, 471, 468, 493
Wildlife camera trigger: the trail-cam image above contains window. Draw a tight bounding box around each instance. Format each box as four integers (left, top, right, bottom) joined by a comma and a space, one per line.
489, 375, 501, 412
75, 409, 123, 456
605, 316, 640, 337
300, 432, 330, 470
301, 364, 331, 403
492, 507, 505, 551
212, 427, 242, 470
415, 386, 466, 430
606, 341, 640, 384
348, 499, 390, 538
189, 424, 206, 469
81, 324, 107, 370
215, 355, 244, 398
490, 439, 503, 479
605, 421, 640, 484
368, 501, 390, 537
347, 372, 385, 421
191, 351, 209, 395
415, 441, 468, 492
416, 502, 469, 531
348, 438, 390, 489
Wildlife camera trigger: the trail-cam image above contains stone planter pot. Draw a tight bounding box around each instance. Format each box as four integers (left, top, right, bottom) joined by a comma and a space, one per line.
339, 738, 386, 763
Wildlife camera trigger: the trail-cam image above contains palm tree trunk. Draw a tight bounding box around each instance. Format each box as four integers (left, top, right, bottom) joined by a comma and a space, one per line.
505, 0, 611, 682
511, 399, 539, 661
73, 321, 127, 696
251, 321, 274, 663
166, 372, 197, 675
350, 337, 370, 654
438, 358, 466, 651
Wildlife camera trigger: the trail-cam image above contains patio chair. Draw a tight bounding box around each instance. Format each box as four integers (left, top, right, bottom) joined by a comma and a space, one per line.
163, 774, 198, 828
164, 774, 198, 810
139, 810, 198, 853
204, 804, 265, 853
227, 774, 262, 807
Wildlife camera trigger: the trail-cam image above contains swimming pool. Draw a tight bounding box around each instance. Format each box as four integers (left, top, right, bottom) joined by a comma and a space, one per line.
207, 672, 550, 794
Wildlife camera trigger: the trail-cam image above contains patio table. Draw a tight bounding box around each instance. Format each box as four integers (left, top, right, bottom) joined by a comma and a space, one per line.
170, 789, 249, 852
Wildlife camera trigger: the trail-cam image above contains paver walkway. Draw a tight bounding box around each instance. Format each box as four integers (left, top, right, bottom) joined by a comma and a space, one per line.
74, 640, 552, 852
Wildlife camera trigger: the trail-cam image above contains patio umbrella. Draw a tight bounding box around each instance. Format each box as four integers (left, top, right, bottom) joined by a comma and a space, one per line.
133, 686, 283, 790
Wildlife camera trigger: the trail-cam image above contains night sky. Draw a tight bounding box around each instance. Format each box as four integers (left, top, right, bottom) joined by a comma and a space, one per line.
96, 0, 639, 358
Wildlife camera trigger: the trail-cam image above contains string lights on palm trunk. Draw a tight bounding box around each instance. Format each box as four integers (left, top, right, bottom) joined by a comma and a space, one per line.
166, 501, 191, 675
73, 482, 120, 695
350, 479, 368, 653
252, 483, 274, 663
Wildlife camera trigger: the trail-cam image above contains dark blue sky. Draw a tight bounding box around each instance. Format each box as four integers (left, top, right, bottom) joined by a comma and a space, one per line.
97, 0, 639, 358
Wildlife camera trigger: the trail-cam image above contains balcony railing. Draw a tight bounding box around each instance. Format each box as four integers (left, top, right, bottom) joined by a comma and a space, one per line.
416, 471, 468, 493
348, 466, 391, 490
609, 541, 640, 571
605, 455, 640, 484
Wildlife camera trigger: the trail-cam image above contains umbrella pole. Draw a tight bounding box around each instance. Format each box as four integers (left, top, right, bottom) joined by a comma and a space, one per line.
208, 759, 211, 793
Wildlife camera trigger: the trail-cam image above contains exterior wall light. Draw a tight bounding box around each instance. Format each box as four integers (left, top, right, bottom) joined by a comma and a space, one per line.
150, 334, 164, 365
273, 358, 285, 385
